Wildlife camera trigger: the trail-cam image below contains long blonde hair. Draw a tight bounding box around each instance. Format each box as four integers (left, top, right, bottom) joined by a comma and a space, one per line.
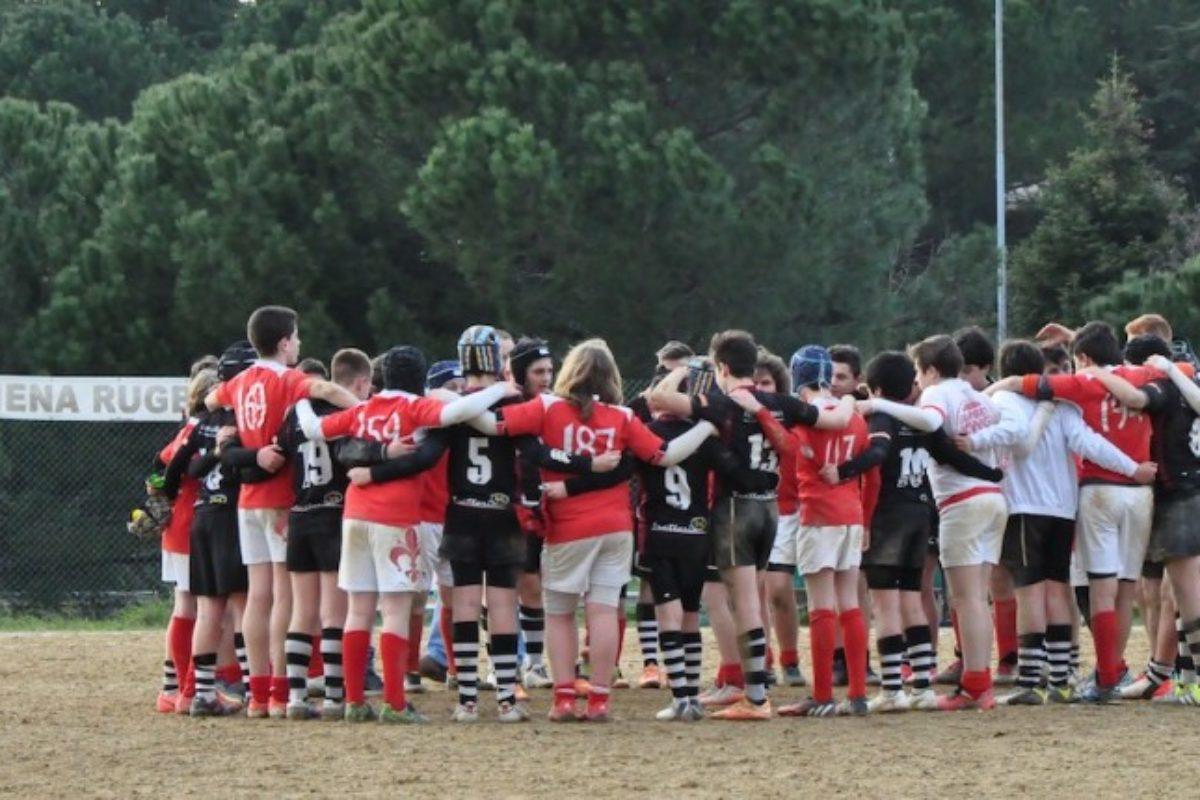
554, 338, 623, 420
188, 368, 219, 415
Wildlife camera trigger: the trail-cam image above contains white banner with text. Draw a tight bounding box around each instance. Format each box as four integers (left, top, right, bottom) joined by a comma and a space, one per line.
0, 376, 188, 422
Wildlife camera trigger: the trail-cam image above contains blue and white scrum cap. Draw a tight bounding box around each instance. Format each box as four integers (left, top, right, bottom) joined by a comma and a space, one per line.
790, 345, 833, 390
426, 360, 464, 390
457, 324, 503, 376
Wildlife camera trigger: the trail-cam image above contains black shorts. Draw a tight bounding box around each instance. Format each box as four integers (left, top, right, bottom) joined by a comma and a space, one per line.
631, 531, 651, 579
287, 508, 342, 573
1000, 514, 1073, 587
1142, 559, 1165, 580
1148, 493, 1200, 563
441, 504, 525, 586
864, 503, 936, 572
703, 565, 722, 583
642, 553, 707, 612
190, 505, 248, 597
523, 533, 543, 575
863, 565, 922, 592
709, 496, 778, 570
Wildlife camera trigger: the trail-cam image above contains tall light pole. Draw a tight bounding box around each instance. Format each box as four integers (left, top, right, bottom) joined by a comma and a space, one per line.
995, 0, 1007, 341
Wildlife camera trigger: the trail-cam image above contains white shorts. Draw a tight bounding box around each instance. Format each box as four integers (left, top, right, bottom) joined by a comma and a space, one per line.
1076, 484, 1153, 581
938, 492, 1008, 569
542, 531, 631, 608
797, 525, 863, 574
1069, 549, 1088, 588
161, 550, 190, 592
237, 507, 288, 565
339, 519, 437, 594
768, 512, 802, 567
421, 521, 454, 589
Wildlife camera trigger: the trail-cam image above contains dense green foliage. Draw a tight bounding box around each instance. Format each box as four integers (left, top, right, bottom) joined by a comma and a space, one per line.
1, 0, 1199, 374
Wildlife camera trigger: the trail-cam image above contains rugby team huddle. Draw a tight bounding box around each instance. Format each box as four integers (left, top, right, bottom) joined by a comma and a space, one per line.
146, 304, 1200, 723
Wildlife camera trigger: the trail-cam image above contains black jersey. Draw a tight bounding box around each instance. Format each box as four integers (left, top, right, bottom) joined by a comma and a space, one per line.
447, 393, 593, 511
189, 408, 241, 508
1145, 376, 1200, 500
838, 411, 1003, 513
692, 389, 819, 499
638, 418, 778, 556
280, 398, 349, 513
446, 394, 523, 510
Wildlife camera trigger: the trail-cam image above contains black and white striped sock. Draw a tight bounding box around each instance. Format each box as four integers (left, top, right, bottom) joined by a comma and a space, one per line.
1046, 624, 1072, 689
659, 630, 687, 700
285, 632, 313, 705
193, 652, 217, 701
1069, 642, 1080, 673
1183, 617, 1200, 685
877, 634, 905, 692
637, 604, 660, 666
740, 627, 768, 704
1017, 632, 1045, 690
234, 632, 249, 689
491, 633, 519, 705
454, 620, 480, 706
682, 631, 702, 697
321, 627, 344, 703
162, 659, 178, 694
519, 605, 544, 668
1146, 658, 1172, 687
905, 626, 934, 690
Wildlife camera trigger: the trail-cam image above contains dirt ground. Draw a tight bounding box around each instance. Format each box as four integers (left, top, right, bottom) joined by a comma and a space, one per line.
0, 626, 1193, 799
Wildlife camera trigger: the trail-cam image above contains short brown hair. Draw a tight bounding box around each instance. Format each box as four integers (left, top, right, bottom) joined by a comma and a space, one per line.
331, 348, 372, 386
247, 305, 298, 356
909, 334, 963, 379
828, 344, 862, 378
755, 349, 791, 395
656, 340, 694, 364
1125, 313, 1172, 343
709, 330, 758, 379
297, 357, 328, 379
187, 368, 219, 416
189, 355, 217, 378
554, 339, 622, 420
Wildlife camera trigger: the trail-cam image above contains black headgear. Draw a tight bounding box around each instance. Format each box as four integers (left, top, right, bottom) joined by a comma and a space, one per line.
381, 346, 428, 394
457, 325, 503, 376
217, 340, 257, 381
509, 338, 552, 386
685, 357, 716, 398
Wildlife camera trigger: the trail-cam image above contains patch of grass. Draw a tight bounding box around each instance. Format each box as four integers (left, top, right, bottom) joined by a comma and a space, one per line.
0, 597, 171, 631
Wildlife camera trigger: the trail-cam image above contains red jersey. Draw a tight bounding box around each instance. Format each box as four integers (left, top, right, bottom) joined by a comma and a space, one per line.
794, 400, 870, 526
212, 360, 313, 509
497, 395, 666, 543
1021, 366, 1160, 485
776, 430, 802, 516
159, 420, 198, 555
419, 452, 450, 525
320, 391, 444, 528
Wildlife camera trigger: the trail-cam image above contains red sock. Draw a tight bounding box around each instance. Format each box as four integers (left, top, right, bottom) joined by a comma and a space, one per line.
343, 629, 371, 704
616, 615, 627, 664
168, 616, 195, 697
810, 608, 837, 703
308, 634, 324, 678
379, 632, 408, 710
249, 675, 271, 705
840, 608, 868, 699
951, 609, 962, 659
994, 598, 1018, 661
961, 669, 992, 698
1091, 610, 1120, 687
781, 648, 799, 669
270, 675, 288, 703
408, 610, 424, 673
216, 663, 241, 685
725, 662, 745, 688
439, 605, 456, 676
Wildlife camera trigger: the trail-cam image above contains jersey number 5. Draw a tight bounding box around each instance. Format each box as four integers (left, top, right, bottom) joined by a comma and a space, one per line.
467, 437, 492, 485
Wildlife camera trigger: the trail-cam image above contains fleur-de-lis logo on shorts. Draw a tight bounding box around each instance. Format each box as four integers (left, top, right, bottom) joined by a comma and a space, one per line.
388, 527, 424, 583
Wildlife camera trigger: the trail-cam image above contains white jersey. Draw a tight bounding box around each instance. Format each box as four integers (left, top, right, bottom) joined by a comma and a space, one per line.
919, 378, 1002, 506
969, 392, 1137, 520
